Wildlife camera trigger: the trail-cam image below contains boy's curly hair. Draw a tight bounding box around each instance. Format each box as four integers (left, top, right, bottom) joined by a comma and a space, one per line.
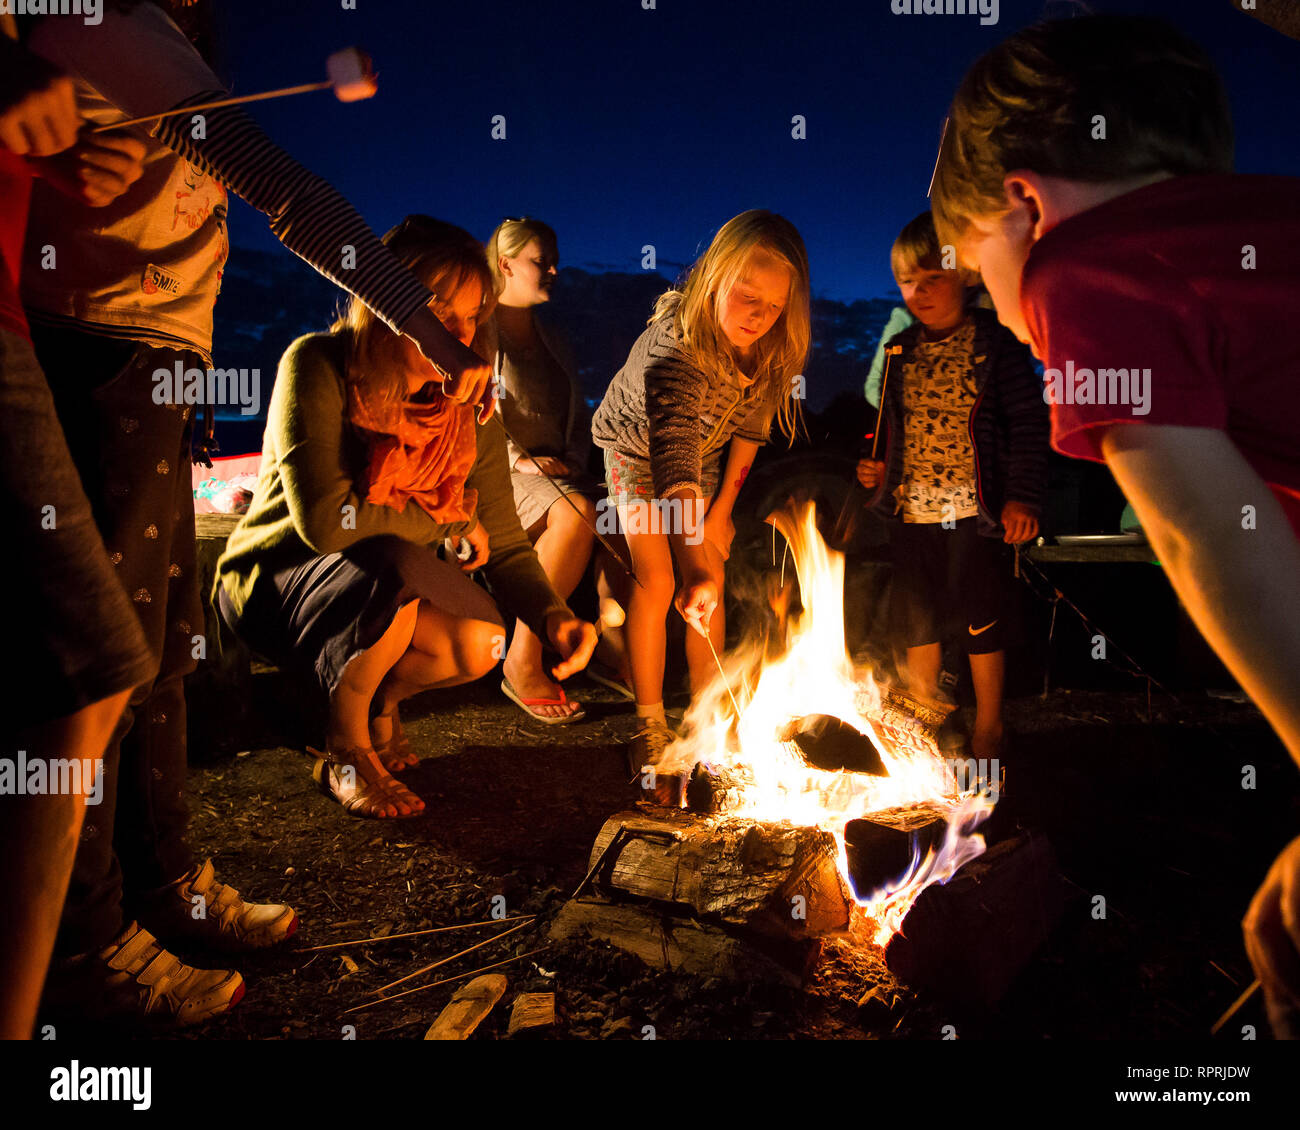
932, 14, 1234, 250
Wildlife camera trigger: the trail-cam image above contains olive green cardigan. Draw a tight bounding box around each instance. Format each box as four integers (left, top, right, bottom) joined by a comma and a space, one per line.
216, 332, 571, 636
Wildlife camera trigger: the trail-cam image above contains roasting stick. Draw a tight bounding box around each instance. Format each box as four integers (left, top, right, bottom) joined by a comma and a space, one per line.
832, 344, 903, 542
1211, 978, 1261, 1036
366, 918, 534, 998
295, 914, 536, 954
93, 47, 378, 133
702, 627, 744, 722
501, 425, 643, 589
341, 949, 547, 1015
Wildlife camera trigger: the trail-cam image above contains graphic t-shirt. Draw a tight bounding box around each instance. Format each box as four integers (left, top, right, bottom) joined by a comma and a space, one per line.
1020, 174, 1300, 537
898, 318, 979, 524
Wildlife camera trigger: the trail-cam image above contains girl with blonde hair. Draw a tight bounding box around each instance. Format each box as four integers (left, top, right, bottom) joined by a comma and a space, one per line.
591, 209, 811, 767
480, 218, 602, 722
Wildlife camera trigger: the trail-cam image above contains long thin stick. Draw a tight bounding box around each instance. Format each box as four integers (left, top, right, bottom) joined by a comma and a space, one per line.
366, 918, 533, 997
870, 346, 902, 461
502, 425, 642, 589
703, 628, 744, 721
342, 949, 547, 1016
93, 82, 333, 133
1211, 978, 1261, 1036
296, 914, 535, 954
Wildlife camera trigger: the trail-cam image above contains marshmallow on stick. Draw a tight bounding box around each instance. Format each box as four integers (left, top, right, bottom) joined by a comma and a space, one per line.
95, 48, 378, 132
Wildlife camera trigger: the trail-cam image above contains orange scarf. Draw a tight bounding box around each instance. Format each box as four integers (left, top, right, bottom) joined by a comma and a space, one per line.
347, 381, 478, 523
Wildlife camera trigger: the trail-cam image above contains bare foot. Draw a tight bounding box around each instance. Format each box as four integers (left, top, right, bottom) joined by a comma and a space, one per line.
370, 711, 419, 773
501, 658, 583, 720
314, 745, 425, 819
971, 725, 1003, 762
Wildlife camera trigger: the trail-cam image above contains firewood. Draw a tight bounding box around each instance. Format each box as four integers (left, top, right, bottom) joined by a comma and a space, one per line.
507, 992, 556, 1037
844, 803, 950, 899
423, 974, 507, 1040
780, 714, 888, 775
548, 899, 819, 987
587, 808, 852, 936
885, 833, 1068, 1008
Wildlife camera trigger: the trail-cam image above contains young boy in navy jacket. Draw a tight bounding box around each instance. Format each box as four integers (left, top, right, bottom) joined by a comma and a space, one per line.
857, 212, 1048, 761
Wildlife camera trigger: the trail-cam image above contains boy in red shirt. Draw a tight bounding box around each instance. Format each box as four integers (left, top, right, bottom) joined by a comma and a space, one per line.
932, 13, 1300, 1037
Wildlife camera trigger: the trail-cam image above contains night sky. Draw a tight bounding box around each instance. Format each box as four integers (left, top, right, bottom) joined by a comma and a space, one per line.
219, 0, 1300, 301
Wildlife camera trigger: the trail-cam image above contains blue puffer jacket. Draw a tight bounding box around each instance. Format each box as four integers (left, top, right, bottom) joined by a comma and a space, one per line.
863, 307, 1050, 537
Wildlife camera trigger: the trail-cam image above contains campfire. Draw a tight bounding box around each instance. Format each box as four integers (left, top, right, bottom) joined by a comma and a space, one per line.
554, 502, 1004, 984
656, 502, 997, 945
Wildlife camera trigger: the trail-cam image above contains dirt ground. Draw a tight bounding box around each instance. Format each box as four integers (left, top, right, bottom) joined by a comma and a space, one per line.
161, 669, 1300, 1042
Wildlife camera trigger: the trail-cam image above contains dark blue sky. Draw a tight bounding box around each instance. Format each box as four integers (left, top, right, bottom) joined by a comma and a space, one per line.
220, 0, 1300, 301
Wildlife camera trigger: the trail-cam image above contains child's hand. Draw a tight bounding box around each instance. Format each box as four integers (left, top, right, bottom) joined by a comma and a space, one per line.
459, 521, 490, 571
856, 459, 885, 490
0, 47, 77, 156
29, 128, 146, 207
546, 612, 598, 680
1244, 836, 1300, 1039
1000, 501, 1039, 544
516, 456, 569, 477
675, 576, 718, 638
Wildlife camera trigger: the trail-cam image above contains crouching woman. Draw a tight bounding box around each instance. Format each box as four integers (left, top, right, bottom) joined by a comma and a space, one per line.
215, 217, 597, 818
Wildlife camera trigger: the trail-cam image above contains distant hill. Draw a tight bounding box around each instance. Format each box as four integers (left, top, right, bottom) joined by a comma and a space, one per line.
208, 247, 900, 452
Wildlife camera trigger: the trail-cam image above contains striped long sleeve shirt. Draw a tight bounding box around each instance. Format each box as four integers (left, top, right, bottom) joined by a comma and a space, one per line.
21, 2, 434, 362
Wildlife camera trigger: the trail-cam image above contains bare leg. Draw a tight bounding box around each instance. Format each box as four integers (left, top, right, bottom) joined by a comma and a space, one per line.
502, 497, 594, 718
682, 540, 727, 697
623, 528, 676, 708
905, 642, 943, 700
968, 648, 1005, 759
324, 599, 421, 818
2, 688, 130, 1039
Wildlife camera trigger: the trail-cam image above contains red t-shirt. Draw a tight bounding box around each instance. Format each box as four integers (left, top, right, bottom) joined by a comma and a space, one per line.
0, 148, 32, 341
1021, 174, 1300, 536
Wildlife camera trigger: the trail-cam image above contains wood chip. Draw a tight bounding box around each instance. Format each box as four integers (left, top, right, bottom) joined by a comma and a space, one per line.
507, 992, 556, 1037
423, 974, 508, 1040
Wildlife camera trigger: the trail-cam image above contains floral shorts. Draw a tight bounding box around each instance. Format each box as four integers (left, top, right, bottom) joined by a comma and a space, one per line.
602, 448, 721, 503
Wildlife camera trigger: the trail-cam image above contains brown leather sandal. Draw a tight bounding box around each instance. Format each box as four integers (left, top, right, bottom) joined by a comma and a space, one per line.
308, 746, 425, 819
371, 714, 420, 773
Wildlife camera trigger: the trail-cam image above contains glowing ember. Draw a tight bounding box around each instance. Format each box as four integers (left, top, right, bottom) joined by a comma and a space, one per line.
657, 502, 996, 946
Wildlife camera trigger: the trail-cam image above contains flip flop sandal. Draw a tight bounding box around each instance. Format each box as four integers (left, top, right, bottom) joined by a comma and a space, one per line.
585, 663, 635, 701
307, 747, 424, 819
500, 679, 587, 724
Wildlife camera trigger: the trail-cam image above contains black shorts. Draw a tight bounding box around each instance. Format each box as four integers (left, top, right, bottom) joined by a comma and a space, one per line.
892, 517, 1010, 654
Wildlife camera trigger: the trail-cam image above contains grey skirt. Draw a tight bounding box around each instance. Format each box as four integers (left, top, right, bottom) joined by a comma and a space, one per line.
220, 535, 502, 728
511, 468, 601, 531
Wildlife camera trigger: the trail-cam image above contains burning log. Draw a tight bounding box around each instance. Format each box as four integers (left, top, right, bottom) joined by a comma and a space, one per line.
884, 833, 1068, 1008
844, 803, 951, 899
549, 807, 853, 985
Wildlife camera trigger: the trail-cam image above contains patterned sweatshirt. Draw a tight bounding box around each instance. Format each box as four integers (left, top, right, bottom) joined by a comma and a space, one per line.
591, 315, 775, 498
865, 307, 1050, 536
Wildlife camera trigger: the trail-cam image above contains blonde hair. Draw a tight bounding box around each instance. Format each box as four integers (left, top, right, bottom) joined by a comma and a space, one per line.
931, 15, 1232, 253
651, 210, 810, 442
485, 217, 558, 297
890, 211, 978, 286
331, 215, 495, 406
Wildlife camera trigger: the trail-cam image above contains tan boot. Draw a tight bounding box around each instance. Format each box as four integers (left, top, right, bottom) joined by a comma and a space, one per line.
138, 859, 298, 952
44, 921, 244, 1028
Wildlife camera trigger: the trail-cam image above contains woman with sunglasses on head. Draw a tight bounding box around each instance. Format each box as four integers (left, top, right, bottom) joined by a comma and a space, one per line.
217, 217, 598, 820
481, 218, 607, 723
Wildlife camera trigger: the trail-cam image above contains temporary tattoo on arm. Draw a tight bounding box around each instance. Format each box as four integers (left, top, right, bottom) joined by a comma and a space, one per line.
734, 465, 751, 492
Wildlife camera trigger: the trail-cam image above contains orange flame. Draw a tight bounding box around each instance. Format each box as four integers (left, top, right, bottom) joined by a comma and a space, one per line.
659, 502, 996, 946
